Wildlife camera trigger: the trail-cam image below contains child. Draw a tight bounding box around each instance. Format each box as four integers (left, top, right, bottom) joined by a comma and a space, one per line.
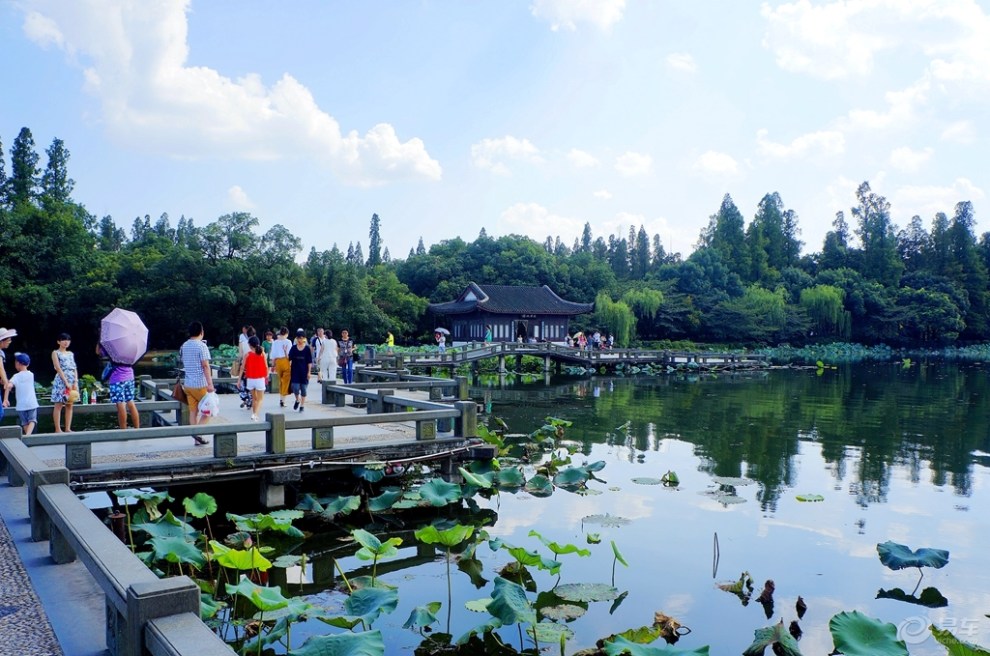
3, 352, 39, 435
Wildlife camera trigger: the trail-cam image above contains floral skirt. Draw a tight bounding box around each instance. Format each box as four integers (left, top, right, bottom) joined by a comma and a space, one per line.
51, 370, 77, 403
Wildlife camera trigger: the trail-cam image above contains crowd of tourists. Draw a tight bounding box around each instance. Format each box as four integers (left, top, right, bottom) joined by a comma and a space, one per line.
1, 326, 141, 435
177, 323, 362, 443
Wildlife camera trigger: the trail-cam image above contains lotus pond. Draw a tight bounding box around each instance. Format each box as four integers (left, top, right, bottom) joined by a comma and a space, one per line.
125, 361, 990, 655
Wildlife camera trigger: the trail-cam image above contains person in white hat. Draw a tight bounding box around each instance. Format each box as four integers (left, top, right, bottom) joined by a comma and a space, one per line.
0, 327, 17, 423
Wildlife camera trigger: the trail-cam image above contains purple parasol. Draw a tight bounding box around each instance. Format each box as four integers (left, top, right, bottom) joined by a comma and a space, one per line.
100, 308, 149, 366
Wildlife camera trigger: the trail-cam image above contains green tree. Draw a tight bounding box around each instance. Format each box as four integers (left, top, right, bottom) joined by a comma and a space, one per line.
40, 137, 74, 207
367, 213, 383, 266
853, 181, 903, 286
594, 292, 635, 346
800, 285, 850, 338
699, 193, 749, 280
6, 127, 40, 207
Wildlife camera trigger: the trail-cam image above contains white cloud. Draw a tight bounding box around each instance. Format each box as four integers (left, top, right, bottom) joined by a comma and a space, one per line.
757, 128, 845, 158
499, 202, 584, 240
568, 148, 600, 168
614, 151, 653, 176
227, 185, 255, 210
892, 178, 985, 218
471, 136, 543, 175
888, 146, 933, 172
593, 189, 612, 200
665, 52, 697, 74
19, 0, 440, 187
941, 120, 976, 144
530, 0, 626, 32
693, 150, 738, 175
843, 77, 930, 132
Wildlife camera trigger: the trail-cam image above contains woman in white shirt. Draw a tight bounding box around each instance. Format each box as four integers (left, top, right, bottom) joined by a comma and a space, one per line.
269, 327, 293, 407
318, 329, 339, 382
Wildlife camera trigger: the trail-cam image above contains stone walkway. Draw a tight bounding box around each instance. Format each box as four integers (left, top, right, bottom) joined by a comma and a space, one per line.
0, 511, 62, 656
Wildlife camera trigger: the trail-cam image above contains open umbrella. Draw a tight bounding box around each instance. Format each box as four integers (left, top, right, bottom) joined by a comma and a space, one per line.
100, 308, 149, 365
434, 327, 450, 335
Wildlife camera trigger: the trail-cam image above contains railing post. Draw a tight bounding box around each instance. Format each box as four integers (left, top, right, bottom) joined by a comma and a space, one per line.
65, 441, 92, 470
265, 412, 286, 454
321, 379, 336, 405
123, 577, 199, 656
454, 401, 477, 438
455, 375, 469, 400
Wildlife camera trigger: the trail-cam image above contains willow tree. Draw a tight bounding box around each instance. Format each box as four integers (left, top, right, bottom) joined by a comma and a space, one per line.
621, 287, 664, 340
800, 284, 850, 338
594, 292, 635, 346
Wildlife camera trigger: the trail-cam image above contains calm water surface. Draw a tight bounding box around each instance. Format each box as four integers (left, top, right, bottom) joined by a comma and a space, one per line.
286, 363, 990, 653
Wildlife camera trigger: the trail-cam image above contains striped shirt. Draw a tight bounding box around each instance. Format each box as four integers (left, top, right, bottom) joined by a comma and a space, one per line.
179, 339, 211, 388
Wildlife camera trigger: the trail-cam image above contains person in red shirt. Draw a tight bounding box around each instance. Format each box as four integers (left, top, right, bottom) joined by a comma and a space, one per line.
243, 335, 269, 421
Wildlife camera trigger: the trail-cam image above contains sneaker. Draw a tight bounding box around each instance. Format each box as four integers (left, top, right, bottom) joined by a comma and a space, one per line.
279, 400, 285, 407
298, 406, 304, 413
250, 414, 258, 421
293, 400, 300, 410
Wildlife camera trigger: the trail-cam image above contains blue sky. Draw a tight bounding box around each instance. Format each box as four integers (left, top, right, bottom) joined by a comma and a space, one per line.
1, 0, 987, 260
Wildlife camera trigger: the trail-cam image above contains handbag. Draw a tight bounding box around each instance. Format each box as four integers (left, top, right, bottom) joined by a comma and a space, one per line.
101, 361, 114, 382
172, 378, 188, 404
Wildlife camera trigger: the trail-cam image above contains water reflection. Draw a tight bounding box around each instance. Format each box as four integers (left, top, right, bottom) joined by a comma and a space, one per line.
477, 362, 990, 511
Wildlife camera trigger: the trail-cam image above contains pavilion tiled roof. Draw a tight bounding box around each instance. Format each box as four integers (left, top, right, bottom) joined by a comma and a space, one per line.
428, 283, 593, 316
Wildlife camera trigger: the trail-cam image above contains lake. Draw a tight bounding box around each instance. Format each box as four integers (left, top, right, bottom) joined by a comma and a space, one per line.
293, 361, 990, 655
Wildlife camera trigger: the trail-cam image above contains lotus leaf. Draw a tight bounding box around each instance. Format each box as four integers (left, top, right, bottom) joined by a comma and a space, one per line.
532, 621, 574, 644
465, 598, 493, 612
419, 479, 463, 506
528, 529, 591, 557
554, 582, 620, 603
582, 513, 631, 527
828, 610, 907, 656
273, 554, 301, 568
877, 541, 949, 570
930, 626, 990, 656
876, 586, 948, 608
199, 594, 222, 619
182, 492, 217, 518
211, 542, 273, 571
133, 510, 197, 539
287, 630, 385, 656
525, 474, 554, 497
796, 493, 824, 502
352, 464, 386, 483
226, 578, 290, 612
314, 615, 364, 630
539, 603, 586, 621
458, 555, 489, 588
458, 466, 493, 489
353, 528, 402, 561
553, 466, 591, 488
414, 523, 475, 548
587, 533, 602, 544
604, 636, 710, 655
344, 587, 399, 624
632, 477, 663, 485
661, 471, 680, 486
367, 489, 403, 512
295, 493, 324, 512
611, 540, 628, 567
576, 487, 604, 496
149, 536, 205, 568
743, 619, 803, 656
495, 466, 525, 488
403, 602, 442, 630
253, 596, 321, 622
319, 496, 361, 520
711, 476, 754, 487
487, 576, 536, 626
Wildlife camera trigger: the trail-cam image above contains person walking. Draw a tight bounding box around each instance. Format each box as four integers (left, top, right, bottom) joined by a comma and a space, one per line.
386, 331, 395, 354
98, 345, 139, 429
261, 330, 274, 360
243, 335, 268, 421
3, 352, 38, 435
232, 325, 250, 378
484, 325, 493, 343
179, 321, 214, 444
270, 327, 292, 407
312, 327, 326, 377
319, 329, 339, 382
338, 329, 355, 384
51, 332, 78, 433
0, 327, 16, 423
289, 328, 313, 412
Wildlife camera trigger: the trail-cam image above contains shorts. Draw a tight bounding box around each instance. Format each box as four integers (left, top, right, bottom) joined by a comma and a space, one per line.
290, 381, 308, 397
245, 377, 266, 391
18, 408, 38, 427
183, 385, 207, 408
109, 379, 136, 404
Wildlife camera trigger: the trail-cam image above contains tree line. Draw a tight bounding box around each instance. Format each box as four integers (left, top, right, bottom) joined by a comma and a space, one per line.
2, 126, 987, 354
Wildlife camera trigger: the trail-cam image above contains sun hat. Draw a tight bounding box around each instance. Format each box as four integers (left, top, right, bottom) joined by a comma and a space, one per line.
14, 352, 30, 366
0, 328, 17, 341
295, 328, 306, 337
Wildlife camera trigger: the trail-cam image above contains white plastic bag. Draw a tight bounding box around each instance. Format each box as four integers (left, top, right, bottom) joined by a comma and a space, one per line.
198, 391, 220, 418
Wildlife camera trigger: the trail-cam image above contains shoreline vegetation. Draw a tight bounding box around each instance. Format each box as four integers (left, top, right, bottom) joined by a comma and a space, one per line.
5, 126, 990, 363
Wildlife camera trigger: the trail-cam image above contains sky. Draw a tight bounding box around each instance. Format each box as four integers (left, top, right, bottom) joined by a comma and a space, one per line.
1, 0, 988, 261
